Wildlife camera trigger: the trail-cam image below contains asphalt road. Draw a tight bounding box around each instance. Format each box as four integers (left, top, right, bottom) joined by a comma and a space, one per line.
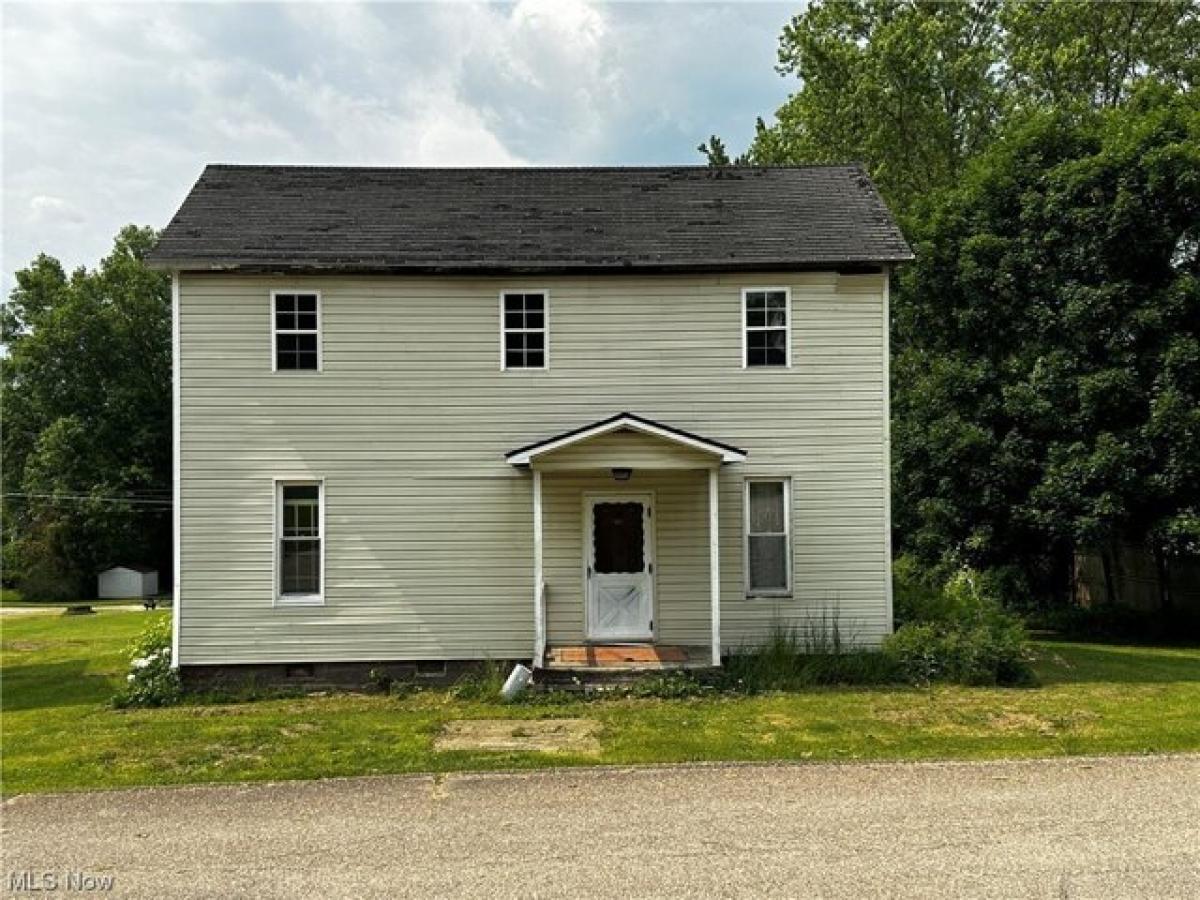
3, 755, 1198, 898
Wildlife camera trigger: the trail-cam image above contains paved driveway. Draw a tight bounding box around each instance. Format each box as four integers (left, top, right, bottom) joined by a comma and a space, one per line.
3, 755, 1198, 898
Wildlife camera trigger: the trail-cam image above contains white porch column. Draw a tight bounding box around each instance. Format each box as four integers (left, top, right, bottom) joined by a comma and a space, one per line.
532, 469, 546, 667
709, 467, 721, 667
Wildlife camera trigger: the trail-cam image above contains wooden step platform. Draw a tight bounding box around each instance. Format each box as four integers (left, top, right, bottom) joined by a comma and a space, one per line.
542, 644, 706, 670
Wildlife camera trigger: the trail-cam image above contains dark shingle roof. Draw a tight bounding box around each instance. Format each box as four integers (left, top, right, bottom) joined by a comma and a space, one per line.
146, 165, 912, 273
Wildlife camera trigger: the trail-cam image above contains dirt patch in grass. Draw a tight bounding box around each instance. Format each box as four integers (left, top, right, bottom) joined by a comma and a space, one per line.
436, 718, 602, 754
988, 711, 1057, 734
758, 713, 803, 729
4, 641, 52, 652
875, 706, 937, 726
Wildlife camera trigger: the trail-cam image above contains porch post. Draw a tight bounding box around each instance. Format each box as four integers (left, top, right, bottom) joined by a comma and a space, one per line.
709, 467, 721, 667
532, 469, 546, 667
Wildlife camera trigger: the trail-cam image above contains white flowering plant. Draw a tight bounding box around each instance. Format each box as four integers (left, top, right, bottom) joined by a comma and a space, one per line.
112, 616, 182, 708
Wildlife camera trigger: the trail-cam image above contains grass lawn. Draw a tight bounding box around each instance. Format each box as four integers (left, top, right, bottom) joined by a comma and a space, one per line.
3, 609, 1198, 796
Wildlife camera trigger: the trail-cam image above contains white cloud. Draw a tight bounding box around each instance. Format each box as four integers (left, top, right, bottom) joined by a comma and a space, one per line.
2, 1, 793, 288
28, 195, 86, 224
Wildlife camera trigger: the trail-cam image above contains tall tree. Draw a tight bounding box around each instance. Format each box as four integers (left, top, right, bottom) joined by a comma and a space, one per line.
725, 1, 1200, 215
1001, 0, 1200, 110
740, 0, 1006, 211
892, 86, 1200, 593
2, 226, 171, 599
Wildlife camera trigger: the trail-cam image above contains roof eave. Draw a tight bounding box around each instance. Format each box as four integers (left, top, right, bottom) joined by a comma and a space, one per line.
145, 255, 914, 275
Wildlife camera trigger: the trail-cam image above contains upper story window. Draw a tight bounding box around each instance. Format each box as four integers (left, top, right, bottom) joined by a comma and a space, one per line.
501, 291, 548, 370
273, 292, 321, 371
743, 288, 790, 368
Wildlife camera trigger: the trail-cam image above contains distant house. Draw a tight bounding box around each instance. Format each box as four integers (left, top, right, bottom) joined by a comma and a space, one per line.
147, 164, 912, 679
98, 565, 159, 599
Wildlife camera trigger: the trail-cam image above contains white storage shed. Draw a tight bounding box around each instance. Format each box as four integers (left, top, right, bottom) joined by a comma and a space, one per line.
98, 565, 159, 599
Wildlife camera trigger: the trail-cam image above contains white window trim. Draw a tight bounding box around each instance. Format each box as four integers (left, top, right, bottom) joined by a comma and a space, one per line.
743, 476, 793, 597
499, 289, 550, 371
741, 286, 792, 369
273, 477, 325, 607
271, 289, 323, 373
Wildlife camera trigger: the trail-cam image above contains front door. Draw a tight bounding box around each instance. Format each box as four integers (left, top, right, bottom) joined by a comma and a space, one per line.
586, 495, 654, 641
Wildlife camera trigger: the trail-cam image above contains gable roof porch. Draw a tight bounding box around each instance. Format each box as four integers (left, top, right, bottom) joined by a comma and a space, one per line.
506, 414, 746, 669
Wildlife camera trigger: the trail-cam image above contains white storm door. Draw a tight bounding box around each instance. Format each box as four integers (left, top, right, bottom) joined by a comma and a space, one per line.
586, 496, 654, 641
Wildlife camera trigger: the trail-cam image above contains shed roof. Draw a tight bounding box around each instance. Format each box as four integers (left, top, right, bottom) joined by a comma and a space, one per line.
146, 165, 912, 274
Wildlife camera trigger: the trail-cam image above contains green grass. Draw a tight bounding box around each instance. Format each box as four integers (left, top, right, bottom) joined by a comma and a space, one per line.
3, 610, 1199, 795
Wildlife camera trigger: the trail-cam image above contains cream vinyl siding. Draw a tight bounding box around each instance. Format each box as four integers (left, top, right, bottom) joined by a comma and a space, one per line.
177, 272, 890, 664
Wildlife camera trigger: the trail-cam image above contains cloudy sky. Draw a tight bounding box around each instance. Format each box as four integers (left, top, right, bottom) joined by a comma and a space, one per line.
2, 1, 796, 288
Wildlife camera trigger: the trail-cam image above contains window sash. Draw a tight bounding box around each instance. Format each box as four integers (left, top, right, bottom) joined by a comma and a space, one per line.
501, 291, 548, 370
272, 292, 321, 371
744, 478, 792, 595
277, 481, 323, 604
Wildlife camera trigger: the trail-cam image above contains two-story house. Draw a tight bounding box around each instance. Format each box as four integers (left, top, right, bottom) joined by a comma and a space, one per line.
147, 165, 912, 681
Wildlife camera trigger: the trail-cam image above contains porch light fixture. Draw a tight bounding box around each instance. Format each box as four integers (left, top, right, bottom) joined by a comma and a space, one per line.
611, 467, 632, 482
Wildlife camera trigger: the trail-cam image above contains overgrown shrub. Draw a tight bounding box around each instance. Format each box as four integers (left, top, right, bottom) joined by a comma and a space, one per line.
724, 619, 902, 691
112, 616, 182, 708
884, 620, 1034, 686
883, 568, 1036, 686
894, 555, 1037, 622
893, 555, 955, 626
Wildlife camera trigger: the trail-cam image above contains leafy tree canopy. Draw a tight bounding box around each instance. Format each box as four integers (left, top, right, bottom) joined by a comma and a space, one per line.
892, 86, 1200, 583
2, 226, 171, 599
706, 0, 1200, 215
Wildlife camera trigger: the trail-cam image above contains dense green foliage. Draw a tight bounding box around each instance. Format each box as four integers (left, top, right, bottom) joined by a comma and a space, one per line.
706, 0, 1200, 212
886, 566, 1035, 685
743, 0, 1005, 211
112, 615, 181, 708
707, 1, 1200, 604
895, 89, 1200, 588
2, 227, 171, 600
716, 572, 1035, 690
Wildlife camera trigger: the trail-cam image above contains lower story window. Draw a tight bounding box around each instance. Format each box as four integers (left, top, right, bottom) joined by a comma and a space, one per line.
277, 481, 323, 604
745, 478, 791, 595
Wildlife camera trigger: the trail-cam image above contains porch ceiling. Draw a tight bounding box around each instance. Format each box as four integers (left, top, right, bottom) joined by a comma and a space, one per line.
504, 412, 747, 469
